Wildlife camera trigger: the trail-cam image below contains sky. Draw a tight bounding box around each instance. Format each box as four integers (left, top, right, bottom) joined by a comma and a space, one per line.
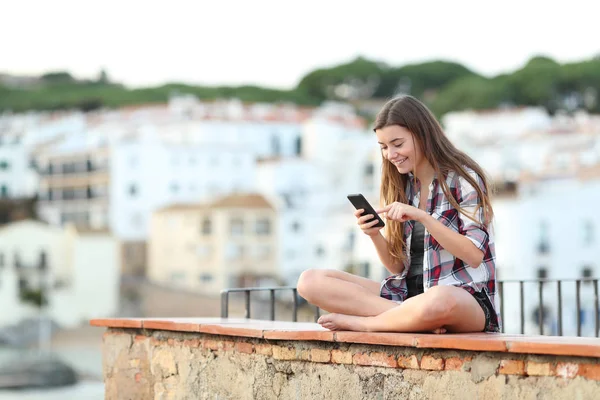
2, 0, 599, 89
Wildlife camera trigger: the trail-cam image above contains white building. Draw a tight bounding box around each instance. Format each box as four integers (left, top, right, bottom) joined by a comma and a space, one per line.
442, 106, 551, 144
0, 220, 120, 328
110, 135, 257, 241
0, 112, 87, 199
493, 168, 600, 337
254, 117, 379, 285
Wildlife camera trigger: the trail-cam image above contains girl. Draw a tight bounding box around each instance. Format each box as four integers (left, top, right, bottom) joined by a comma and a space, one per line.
297, 95, 501, 333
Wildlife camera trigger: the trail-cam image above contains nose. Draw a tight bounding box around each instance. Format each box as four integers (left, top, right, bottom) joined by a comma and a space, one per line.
387, 148, 397, 161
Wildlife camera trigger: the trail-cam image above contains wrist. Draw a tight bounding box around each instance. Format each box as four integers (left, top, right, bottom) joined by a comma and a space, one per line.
415, 209, 428, 223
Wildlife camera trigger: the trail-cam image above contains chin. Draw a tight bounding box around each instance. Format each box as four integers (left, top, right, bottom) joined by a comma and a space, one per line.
395, 164, 413, 174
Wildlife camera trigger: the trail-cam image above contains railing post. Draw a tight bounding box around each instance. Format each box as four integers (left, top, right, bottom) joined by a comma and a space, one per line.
576, 280, 582, 337
538, 281, 544, 335
520, 281, 525, 334
292, 288, 298, 322
245, 290, 251, 319
499, 281, 505, 333
270, 289, 276, 321
557, 281, 563, 336
594, 279, 599, 338
220, 291, 229, 318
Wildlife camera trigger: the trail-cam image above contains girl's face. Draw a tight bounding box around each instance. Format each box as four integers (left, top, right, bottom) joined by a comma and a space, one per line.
375, 125, 424, 175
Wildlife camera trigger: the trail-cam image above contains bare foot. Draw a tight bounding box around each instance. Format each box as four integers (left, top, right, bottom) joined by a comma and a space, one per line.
318, 314, 447, 334
317, 313, 369, 331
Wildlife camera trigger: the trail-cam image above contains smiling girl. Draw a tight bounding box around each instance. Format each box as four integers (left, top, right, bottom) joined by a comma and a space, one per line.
297, 95, 501, 334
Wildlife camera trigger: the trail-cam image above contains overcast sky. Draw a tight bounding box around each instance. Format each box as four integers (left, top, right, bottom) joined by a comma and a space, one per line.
3, 0, 598, 89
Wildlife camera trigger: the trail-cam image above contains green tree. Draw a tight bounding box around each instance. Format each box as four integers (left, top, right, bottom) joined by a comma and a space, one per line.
296, 56, 387, 101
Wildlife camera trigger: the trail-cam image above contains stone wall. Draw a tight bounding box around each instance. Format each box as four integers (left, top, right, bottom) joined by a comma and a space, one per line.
102, 328, 600, 400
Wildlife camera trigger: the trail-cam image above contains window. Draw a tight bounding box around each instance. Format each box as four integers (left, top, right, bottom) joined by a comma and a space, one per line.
129, 184, 138, 196
255, 218, 271, 235
225, 243, 244, 260
201, 217, 212, 235
0, 252, 4, 269
0, 185, 8, 198
584, 221, 594, 246
364, 163, 374, 177
199, 273, 213, 283
253, 245, 271, 259
315, 245, 325, 258
196, 245, 212, 258
0, 160, 9, 170
582, 266, 593, 285
170, 183, 179, 193
362, 262, 370, 278
230, 218, 244, 236
170, 272, 186, 282
536, 268, 548, 279
291, 221, 301, 232
537, 221, 550, 254
39, 251, 47, 271
295, 137, 302, 155
271, 135, 281, 155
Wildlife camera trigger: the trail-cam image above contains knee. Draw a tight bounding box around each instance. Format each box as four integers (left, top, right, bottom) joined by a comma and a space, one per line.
419, 286, 458, 324
297, 269, 325, 301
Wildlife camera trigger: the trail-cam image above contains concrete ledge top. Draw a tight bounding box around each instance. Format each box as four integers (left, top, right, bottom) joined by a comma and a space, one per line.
90, 317, 600, 358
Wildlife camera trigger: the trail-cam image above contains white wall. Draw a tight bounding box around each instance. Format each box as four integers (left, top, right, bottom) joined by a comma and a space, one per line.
110, 137, 256, 240
0, 220, 120, 328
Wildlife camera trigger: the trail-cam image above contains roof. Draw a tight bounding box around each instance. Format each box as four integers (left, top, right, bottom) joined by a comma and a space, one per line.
209, 193, 274, 210
155, 203, 207, 213
155, 193, 275, 214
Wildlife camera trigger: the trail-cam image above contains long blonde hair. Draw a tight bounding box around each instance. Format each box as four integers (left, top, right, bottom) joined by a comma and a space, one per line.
373, 95, 494, 264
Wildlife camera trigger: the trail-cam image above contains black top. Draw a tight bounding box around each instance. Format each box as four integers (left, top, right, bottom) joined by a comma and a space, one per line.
407, 221, 425, 277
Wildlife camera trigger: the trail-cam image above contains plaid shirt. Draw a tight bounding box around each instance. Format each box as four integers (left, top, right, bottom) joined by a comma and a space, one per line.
380, 168, 502, 332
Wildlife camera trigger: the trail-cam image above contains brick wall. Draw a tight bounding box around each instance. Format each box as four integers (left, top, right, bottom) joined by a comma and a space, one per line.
102, 329, 600, 399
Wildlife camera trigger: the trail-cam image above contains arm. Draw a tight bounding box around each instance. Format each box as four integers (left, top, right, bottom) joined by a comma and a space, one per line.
378, 172, 489, 268
353, 208, 404, 275
370, 232, 405, 275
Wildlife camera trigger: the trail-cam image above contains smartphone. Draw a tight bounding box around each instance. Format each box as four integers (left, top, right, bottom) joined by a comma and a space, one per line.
347, 193, 385, 228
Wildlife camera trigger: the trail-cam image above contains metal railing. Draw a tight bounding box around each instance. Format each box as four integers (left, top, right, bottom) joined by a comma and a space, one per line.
498, 278, 599, 337
220, 278, 600, 337
220, 286, 320, 322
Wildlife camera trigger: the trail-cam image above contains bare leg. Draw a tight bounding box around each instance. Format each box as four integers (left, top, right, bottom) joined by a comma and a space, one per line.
297, 269, 397, 317
318, 285, 485, 333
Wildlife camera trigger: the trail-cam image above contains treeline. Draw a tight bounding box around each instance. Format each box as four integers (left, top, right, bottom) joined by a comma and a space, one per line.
1, 55, 599, 116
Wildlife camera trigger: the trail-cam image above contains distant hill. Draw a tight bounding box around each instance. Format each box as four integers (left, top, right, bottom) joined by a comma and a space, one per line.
1, 55, 600, 116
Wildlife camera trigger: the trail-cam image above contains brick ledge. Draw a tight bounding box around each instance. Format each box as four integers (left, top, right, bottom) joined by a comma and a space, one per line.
90, 317, 600, 358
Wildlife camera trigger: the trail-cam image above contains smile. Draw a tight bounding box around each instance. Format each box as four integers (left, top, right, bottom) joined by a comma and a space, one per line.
393, 157, 408, 167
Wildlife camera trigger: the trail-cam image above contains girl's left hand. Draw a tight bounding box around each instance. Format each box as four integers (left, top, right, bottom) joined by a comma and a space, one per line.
376, 202, 426, 222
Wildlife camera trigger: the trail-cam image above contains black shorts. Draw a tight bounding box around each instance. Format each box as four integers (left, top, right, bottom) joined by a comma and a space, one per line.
406, 275, 498, 332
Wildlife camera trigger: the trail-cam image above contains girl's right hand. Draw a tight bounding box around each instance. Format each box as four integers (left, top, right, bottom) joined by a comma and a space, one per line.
354, 209, 384, 237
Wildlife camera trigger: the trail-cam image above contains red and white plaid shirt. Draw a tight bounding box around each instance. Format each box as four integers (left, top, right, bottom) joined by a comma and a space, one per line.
380, 167, 502, 332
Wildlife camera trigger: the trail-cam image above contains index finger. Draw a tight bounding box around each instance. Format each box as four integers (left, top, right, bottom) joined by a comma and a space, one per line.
375, 204, 392, 214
